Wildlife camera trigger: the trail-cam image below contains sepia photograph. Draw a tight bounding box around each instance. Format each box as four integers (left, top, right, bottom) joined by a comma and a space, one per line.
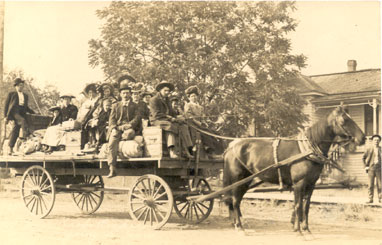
0, 1, 381, 244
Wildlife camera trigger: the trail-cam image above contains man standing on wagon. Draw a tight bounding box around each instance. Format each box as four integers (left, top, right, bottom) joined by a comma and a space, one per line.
3, 78, 35, 155
106, 83, 141, 178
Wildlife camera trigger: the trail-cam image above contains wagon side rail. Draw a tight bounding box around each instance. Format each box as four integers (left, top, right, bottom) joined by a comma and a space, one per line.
187, 150, 313, 203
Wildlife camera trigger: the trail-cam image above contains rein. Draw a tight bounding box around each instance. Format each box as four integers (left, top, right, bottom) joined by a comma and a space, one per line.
188, 120, 350, 173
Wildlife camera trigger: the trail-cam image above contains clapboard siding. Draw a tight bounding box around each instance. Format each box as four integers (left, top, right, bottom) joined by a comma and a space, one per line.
348, 106, 365, 132
339, 153, 368, 185
311, 107, 331, 125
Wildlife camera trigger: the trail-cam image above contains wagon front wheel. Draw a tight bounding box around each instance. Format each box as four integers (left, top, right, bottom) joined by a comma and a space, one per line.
174, 178, 214, 224
128, 175, 173, 229
21, 165, 56, 218
71, 175, 104, 214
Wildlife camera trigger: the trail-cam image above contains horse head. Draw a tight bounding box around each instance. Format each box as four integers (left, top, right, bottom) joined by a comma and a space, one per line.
328, 106, 366, 146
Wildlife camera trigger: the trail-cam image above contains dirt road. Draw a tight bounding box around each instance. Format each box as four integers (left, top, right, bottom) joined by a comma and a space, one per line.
0, 192, 381, 245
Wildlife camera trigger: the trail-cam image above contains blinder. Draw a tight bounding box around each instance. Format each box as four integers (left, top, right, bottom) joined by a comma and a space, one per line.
333, 112, 354, 144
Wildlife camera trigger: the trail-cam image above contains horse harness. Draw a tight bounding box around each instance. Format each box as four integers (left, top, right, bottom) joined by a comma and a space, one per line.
190, 123, 348, 188
229, 131, 348, 189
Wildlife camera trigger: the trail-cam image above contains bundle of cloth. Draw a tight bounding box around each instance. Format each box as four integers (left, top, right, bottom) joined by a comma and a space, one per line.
16, 129, 46, 155
98, 135, 144, 159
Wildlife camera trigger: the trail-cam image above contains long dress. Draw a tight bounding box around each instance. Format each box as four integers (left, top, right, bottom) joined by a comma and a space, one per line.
42, 113, 65, 147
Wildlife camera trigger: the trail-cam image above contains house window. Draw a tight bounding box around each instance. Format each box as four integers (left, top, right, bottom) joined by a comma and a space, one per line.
364, 104, 379, 136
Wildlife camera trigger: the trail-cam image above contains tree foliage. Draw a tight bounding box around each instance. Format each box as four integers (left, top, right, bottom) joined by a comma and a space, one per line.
89, 1, 308, 136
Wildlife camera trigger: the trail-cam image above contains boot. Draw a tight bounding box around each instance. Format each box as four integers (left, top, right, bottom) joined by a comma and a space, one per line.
169, 147, 179, 159
107, 165, 117, 178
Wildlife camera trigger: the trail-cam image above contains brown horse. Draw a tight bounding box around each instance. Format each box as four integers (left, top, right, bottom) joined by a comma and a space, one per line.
223, 106, 365, 232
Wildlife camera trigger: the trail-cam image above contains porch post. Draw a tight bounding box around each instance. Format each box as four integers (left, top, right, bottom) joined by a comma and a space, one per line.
372, 98, 377, 135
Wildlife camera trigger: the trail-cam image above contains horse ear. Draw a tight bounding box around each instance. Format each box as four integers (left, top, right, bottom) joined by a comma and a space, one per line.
333, 106, 342, 115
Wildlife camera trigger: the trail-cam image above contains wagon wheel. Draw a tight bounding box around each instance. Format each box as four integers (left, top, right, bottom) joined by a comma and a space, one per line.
127, 175, 174, 230
71, 175, 104, 214
174, 178, 214, 224
21, 165, 56, 218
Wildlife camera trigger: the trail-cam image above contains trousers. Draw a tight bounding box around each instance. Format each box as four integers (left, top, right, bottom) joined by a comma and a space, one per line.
107, 128, 135, 167
9, 112, 29, 148
368, 166, 381, 201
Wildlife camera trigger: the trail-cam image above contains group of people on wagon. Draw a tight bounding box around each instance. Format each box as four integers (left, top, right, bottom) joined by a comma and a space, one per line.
3, 77, 221, 178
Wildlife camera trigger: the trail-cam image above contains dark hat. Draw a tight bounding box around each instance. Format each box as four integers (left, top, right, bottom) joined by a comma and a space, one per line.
185, 85, 199, 96
117, 74, 136, 84
48, 106, 61, 112
60, 94, 75, 99
119, 83, 132, 92
13, 78, 25, 87
84, 83, 98, 94
155, 81, 175, 92
371, 135, 381, 140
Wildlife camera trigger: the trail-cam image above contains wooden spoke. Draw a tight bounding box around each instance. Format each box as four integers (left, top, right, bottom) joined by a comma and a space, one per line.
71, 175, 104, 215
153, 206, 165, 220
132, 204, 146, 214
152, 184, 163, 199
153, 191, 167, 201
131, 192, 146, 201
21, 166, 55, 219
136, 207, 148, 220
173, 178, 214, 224
128, 175, 173, 230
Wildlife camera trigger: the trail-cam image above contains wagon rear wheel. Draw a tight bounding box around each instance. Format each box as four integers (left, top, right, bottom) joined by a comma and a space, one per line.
71, 175, 104, 214
128, 175, 173, 230
21, 165, 56, 218
174, 178, 214, 224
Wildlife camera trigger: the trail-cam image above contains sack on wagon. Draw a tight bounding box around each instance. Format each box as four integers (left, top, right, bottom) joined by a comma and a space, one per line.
98, 136, 144, 158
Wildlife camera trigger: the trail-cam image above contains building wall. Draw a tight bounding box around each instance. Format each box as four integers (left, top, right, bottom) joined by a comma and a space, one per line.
339, 152, 368, 185
347, 105, 365, 132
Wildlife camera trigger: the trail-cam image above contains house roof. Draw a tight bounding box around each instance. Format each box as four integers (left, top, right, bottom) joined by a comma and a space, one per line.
309, 69, 381, 94
311, 90, 381, 104
291, 73, 327, 95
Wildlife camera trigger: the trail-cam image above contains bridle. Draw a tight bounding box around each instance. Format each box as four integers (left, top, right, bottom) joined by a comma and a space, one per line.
332, 112, 355, 146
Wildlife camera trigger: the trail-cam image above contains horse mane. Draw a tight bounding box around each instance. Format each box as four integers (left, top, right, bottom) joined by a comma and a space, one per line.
305, 110, 336, 145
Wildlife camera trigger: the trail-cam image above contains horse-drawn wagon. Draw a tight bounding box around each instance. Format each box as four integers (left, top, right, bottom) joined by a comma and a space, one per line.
0, 124, 223, 229
0, 106, 366, 232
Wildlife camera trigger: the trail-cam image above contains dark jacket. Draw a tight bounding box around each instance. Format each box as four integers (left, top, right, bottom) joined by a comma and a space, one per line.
107, 100, 140, 140
139, 101, 150, 120
61, 104, 78, 121
149, 93, 176, 122
48, 113, 63, 127
98, 109, 111, 130
363, 146, 381, 168
4, 91, 35, 120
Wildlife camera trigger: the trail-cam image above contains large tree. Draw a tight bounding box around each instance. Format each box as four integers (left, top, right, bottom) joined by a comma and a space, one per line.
89, 1, 307, 136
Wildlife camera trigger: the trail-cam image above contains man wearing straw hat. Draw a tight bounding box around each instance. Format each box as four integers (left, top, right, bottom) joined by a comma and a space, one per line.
3, 78, 35, 155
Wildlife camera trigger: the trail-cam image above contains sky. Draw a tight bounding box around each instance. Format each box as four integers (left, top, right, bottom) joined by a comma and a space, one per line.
3, 1, 381, 95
